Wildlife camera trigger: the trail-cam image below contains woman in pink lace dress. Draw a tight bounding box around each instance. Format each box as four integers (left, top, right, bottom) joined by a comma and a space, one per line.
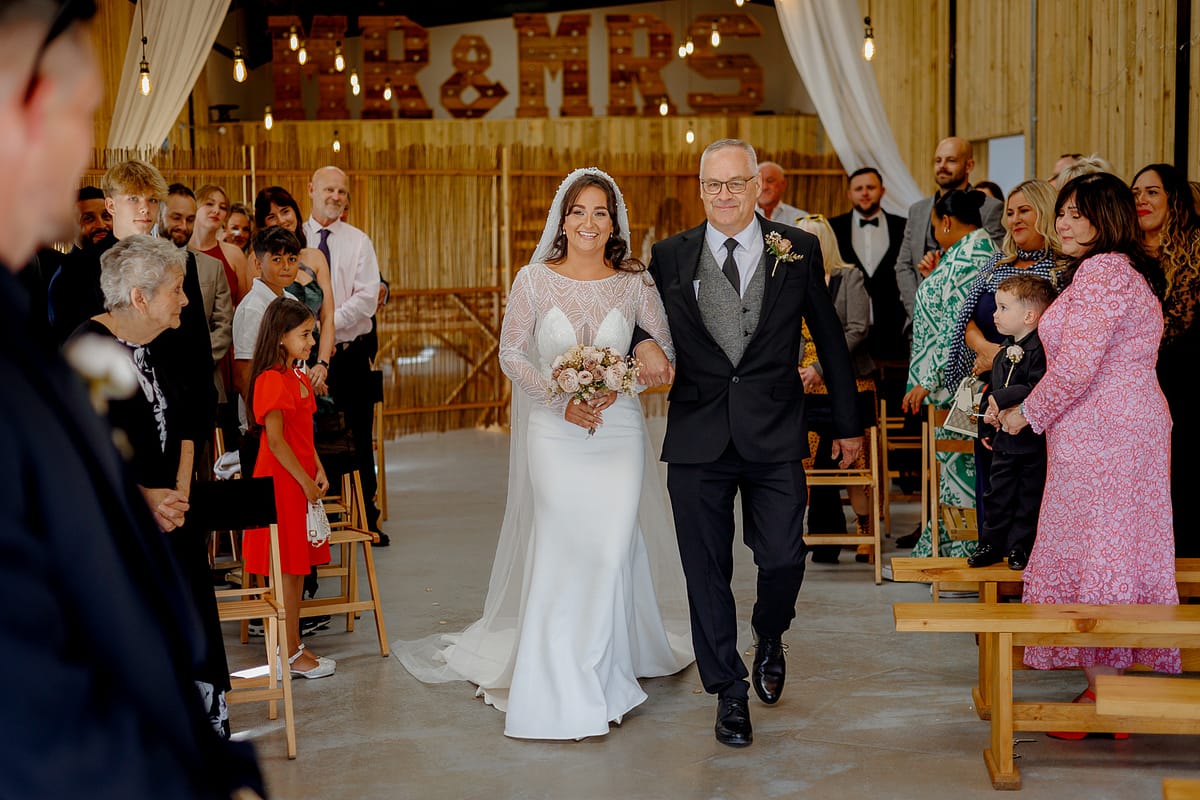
999, 173, 1179, 721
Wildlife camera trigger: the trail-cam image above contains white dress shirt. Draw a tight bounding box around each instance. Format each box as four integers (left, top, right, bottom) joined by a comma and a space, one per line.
303, 217, 382, 344
703, 217, 764, 299
761, 201, 807, 226
850, 209, 890, 277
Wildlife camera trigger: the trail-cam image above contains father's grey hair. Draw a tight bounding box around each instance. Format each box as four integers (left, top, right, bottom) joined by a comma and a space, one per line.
700, 139, 758, 176
99, 234, 187, 311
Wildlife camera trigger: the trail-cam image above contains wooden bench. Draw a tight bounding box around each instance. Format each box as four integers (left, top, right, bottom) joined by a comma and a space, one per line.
891, 557, 1200, 719
1164, 778, 1200, 800
1094, 674, 1200, 720
894, 602, 1200, 790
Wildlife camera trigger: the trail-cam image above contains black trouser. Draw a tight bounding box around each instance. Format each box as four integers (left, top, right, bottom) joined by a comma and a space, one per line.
978, 449, 1045, 554
667, 440, 807, 700
327, 335, 379, 527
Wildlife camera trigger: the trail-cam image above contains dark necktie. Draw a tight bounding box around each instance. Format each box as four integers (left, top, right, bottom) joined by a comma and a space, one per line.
722, 237, 740, 295
318, 228, 332, 271
859, 217, 879, 227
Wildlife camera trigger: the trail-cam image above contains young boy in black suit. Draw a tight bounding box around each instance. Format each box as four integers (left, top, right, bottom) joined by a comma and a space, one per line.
969, 273, 1058, 570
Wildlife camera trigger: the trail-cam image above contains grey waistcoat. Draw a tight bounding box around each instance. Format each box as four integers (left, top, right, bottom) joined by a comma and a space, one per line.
696, 242, 767, 366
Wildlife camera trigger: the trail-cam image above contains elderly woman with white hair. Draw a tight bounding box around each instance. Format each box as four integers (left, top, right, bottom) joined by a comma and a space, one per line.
68, 234, 233, 738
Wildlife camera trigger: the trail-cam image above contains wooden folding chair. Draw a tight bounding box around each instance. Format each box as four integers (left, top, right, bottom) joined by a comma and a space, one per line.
374, 399, 388, 522
196, 477, 297, 759
878, 398, 927, 536
301, 470, 389, 657
925, 406, 978, 599
803, 424, 885, 584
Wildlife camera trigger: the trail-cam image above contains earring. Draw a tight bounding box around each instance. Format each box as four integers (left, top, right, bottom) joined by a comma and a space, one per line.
942, 222, 951, 233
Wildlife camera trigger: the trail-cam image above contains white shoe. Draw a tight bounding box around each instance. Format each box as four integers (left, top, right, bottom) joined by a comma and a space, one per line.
278, 643, 336, 680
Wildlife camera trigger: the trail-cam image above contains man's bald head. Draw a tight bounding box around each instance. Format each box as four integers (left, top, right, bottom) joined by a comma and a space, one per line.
308, 165, 349, 226
933, 136, 974, 192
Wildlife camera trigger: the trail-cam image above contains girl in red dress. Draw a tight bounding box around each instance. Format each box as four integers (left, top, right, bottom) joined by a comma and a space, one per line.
244, 298, 335, 679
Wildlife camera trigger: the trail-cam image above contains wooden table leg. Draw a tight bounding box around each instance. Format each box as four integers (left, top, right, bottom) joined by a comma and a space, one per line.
984, 631, 1020, 790
975, 582, 998, 720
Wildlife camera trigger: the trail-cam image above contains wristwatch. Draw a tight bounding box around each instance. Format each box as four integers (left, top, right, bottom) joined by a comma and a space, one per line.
315, 360, 330, 369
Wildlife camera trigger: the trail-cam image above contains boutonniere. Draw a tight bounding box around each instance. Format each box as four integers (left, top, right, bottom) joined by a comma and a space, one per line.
1002, 344, 1023, 388
766, 231, 803, 276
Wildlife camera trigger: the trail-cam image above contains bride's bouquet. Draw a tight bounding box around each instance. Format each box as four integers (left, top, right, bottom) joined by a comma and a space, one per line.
548, 345, 641, 434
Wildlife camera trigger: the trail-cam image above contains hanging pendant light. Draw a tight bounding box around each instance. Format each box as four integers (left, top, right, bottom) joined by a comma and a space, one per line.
678, 42, 687, 59
263, 105, 274, 131
735, 0, 745, 6
332, 130, 341, 153
233, 43, 247, 83
288, 25, 299, 51
383, 79, 394, 102
710, 23, 720, 48
685, 37, 694, 54
862, 16, 876, 61
659, 99, 669, 116
297, 40, 308, 65
334, 42, 346, 73
137, 0, 151, 96
685, 128, 695, 144
349, 68, 360, 88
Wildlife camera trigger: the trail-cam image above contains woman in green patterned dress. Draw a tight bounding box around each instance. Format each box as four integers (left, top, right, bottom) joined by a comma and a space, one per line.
901, 190, 996, 557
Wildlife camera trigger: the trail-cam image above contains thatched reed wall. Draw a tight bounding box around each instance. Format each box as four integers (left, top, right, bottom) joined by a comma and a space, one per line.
87, 116, 844, 436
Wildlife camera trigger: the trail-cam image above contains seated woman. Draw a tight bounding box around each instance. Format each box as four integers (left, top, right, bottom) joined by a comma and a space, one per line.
69, 235, 233, 737
945, 180, 1062, 541
901, 189, 995, 558
795, 215, 876, 564
253, 186, 336, 395
1000, 172, 1179, 733
1132, 163, 1200, 558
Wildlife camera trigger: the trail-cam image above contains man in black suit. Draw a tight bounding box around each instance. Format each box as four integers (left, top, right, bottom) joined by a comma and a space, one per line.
636, 139, 863, 747
0, 2, 260, 796
829, 167, 908, 366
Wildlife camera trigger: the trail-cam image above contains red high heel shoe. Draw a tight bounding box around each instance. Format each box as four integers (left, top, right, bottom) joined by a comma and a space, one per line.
1047, 688, 1129, 740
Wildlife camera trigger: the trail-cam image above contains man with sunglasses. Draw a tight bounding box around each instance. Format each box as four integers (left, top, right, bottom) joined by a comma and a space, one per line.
635, 138, 863, 747
0, 2, 262, 797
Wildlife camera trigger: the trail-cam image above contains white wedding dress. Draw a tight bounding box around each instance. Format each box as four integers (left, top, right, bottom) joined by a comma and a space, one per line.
395, 260, 693, 740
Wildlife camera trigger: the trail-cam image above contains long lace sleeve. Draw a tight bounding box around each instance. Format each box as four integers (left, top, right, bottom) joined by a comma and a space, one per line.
636, 274, 675, 363
1023, 254, 1126, 433
499, 268, 556, 404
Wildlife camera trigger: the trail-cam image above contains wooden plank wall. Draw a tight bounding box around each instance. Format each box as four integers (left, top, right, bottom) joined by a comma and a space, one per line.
862, 0, 1200, 187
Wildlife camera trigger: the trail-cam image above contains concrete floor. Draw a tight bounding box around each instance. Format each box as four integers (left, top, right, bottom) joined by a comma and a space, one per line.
224, 425, 1199, 800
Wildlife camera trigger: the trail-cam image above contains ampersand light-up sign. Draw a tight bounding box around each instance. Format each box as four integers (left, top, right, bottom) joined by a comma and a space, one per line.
441, 36, 509, 119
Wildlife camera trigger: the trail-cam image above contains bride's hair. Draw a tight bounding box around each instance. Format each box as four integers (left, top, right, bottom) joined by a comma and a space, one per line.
542, 174, 645, 273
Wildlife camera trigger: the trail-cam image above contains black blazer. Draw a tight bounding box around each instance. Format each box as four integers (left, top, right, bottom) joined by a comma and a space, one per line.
981, 330, 1047, 454
0, 264, 261, 799
829, 210, 908, 361
646, 216, 860, 464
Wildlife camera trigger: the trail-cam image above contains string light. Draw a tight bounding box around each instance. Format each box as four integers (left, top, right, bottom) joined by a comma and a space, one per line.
862, 16, 875, 61
710, 23, 720, 48
288, 25, 299, 51
233, 43, 247, 83
137, 0, 151, 96
332, 130, 341, 153
263, 105, 273, 130
297, 40, 308, 65
383, 79, 393, 102
334, 42, 345, 73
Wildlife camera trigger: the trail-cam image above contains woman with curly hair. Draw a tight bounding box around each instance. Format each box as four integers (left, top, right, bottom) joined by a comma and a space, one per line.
1132, 163, 1200, 557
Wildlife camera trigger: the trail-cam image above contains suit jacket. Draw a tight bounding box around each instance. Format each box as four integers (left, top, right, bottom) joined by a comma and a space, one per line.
193, 248, 233, 365
0, 264, 261, 799
895, 192, 1005, 333
647, 215, 859, 464
829, 210, 907, 361
982, 329, 1047, 454
812, 265, 875, 379
47, 240, 111, 345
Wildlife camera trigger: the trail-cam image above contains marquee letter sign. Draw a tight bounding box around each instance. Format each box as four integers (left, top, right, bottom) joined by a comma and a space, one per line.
513, 13, 592, 118
605, 14, 674, 116
441, 36, 509, 119
686, 14, 764, 114
359, 16, 432, 119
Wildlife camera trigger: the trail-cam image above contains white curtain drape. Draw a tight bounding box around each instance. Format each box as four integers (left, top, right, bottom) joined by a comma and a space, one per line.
775, 0, 922, 214
106, 0, 231, 151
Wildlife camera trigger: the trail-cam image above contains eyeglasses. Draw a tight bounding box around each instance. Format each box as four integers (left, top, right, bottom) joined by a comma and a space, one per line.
699, 176, 757, 195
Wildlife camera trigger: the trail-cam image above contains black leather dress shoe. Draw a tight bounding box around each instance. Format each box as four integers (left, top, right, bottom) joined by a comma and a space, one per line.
752, 636, 786, 705
967, 544, 1002, 568
714, 697, 752, 747
1006, 547, 1028, 571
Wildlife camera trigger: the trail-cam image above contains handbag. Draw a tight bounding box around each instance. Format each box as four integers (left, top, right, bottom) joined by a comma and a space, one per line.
306, 499, 331, 547
942, 375, 985, 438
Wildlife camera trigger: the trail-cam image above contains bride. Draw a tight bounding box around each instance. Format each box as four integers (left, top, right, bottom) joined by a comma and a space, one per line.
395, 168, 693, 740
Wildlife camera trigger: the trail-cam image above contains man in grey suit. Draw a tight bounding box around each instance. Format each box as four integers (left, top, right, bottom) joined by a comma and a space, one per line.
895, 137, 1004, 336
